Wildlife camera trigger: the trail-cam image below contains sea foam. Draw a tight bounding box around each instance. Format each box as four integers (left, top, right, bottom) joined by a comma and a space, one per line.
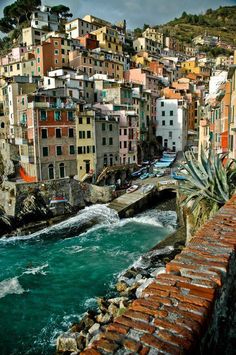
0, 277, 25, 299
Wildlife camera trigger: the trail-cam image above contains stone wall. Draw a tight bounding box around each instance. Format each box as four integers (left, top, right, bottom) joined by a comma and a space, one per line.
78, 195, 236, 354
0, 178, 114, 217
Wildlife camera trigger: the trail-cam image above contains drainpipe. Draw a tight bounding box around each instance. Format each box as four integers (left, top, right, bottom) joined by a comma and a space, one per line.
32, 103, 39, 182
228, 79, 232, 157
36, 108, 42, 181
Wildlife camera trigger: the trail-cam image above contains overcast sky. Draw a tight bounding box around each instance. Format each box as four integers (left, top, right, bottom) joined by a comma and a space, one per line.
0, 0, 236, 29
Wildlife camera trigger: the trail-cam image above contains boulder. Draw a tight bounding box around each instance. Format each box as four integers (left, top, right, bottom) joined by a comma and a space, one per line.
16, 190, 52, 224
56, 332, 79, 353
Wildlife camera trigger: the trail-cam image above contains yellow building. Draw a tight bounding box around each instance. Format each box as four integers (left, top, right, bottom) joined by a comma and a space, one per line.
76, 109, 96, 181
132, 52, 150, 67
181, 59, 211, 78
91, 26, 123, 54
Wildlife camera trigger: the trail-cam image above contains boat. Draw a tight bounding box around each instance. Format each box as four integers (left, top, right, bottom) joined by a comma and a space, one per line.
163, 151, 177, 158
126, 184, 139, 193
154, 162, 172, 168
171, 171, 188, 181
131, 167, 146, 177
140, 173, 149, 180
140, 184, 155, 194
160, 157, 175, 163
148, 173, 156, 178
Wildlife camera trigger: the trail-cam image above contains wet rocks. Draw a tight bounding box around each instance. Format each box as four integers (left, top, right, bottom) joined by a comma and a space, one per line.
16, 190, 52, 225
56, 240, 186, 354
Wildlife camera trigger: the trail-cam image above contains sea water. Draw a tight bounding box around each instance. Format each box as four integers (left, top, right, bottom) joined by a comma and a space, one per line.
0, 204, 177, 354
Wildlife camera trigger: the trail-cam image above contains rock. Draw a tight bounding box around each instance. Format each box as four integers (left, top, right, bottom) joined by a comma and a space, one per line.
116, 281, 128, 292
150, 267, 166, 278
56, 332, 79, 353
108, 303, 119, 317
16, 190, 52, 224
81, 314, 95, 330
136, 278, 155, 298
3, 159, 15, 179
107, 296, 129, 305
0, 207, 13, 235
70, 323, 83, 333
97, 297, 109, 312
88, 323, 100, 335
96, 312, 112, 324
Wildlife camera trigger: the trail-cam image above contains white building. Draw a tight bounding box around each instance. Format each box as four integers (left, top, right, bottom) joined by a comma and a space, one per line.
133, 37, 160, 54
156, 98, 188, 152
65, 18, 100, 39
31, 5, 59, 31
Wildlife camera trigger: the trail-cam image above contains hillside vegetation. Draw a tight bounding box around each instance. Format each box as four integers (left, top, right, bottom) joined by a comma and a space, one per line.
156, 6, 236, 45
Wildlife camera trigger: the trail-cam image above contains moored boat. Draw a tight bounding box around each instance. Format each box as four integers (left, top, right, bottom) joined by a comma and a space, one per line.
126, 184, 139, 193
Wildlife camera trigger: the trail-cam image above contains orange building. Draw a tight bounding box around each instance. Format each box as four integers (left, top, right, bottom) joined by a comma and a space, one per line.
78, 33, 99, 50
16, 93, 77, 181
35, 37, 73, 76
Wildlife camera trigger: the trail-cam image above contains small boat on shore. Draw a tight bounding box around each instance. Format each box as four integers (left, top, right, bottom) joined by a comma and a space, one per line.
140, 184, 156, 194
126, 185, 139, 193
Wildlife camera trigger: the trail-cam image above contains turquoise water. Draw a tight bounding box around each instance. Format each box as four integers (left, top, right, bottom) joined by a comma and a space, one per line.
0, 204, 176, 355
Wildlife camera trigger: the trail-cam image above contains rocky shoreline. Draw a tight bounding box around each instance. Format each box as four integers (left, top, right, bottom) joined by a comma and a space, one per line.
56, 195, 186, 354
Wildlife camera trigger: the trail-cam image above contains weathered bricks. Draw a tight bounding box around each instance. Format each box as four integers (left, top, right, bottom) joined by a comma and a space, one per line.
82, 195, 236, 354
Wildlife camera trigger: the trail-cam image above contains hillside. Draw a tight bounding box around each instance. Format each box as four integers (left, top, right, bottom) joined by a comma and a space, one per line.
156, 6, 236, 46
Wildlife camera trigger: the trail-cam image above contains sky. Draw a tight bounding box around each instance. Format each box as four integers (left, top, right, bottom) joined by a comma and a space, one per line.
0, 0, 236, 30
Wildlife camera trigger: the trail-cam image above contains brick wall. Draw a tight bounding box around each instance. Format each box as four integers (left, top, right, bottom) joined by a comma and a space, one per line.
81, 194, 236, 354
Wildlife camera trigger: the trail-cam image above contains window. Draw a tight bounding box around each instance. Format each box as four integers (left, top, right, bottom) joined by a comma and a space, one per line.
170, 120, 173, 126
162, 120, 165, 126
169, 131, 172, 139
56, 146, 62, 155
43, 147, 48, 156
109, 124, 113, 131
67, 111, 74, 121
87, 146, 90, 153
170, 110, 173, 116
102, 137, 106, 145
42, 129, 47, 138
56, 128, 61, 138
162, 111, 165, 116
37, 58, 40, 63
87, 131, 91, 138
87, 117, 90, 124
59, 163, 65, 178
109, 137, 113, 145
70, 145, 75, 154
69, 128, 74, 137
54, 111, 61, 121
54, 49, 59, 55
79, 117, 83, 124
102, 123, 106, 131
48, 164, 54, 179
79, 131, 85, 139
124, 128, 127, 135
124, 141, 127, 148
17, 63, 20, 70
78, 147, 82, 154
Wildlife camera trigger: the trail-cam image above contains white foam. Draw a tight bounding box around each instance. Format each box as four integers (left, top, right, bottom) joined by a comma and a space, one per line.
23, 263, 49, 276
0, 277, 25, 299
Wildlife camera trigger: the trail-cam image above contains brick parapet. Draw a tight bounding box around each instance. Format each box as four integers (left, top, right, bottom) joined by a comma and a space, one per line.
81, 195, 236, 354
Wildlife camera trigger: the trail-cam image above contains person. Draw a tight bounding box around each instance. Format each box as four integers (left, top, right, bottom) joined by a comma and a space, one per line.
117, 178, 121, 188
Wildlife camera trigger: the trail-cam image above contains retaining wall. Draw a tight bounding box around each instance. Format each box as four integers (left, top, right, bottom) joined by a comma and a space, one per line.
80, 195, 236, 354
